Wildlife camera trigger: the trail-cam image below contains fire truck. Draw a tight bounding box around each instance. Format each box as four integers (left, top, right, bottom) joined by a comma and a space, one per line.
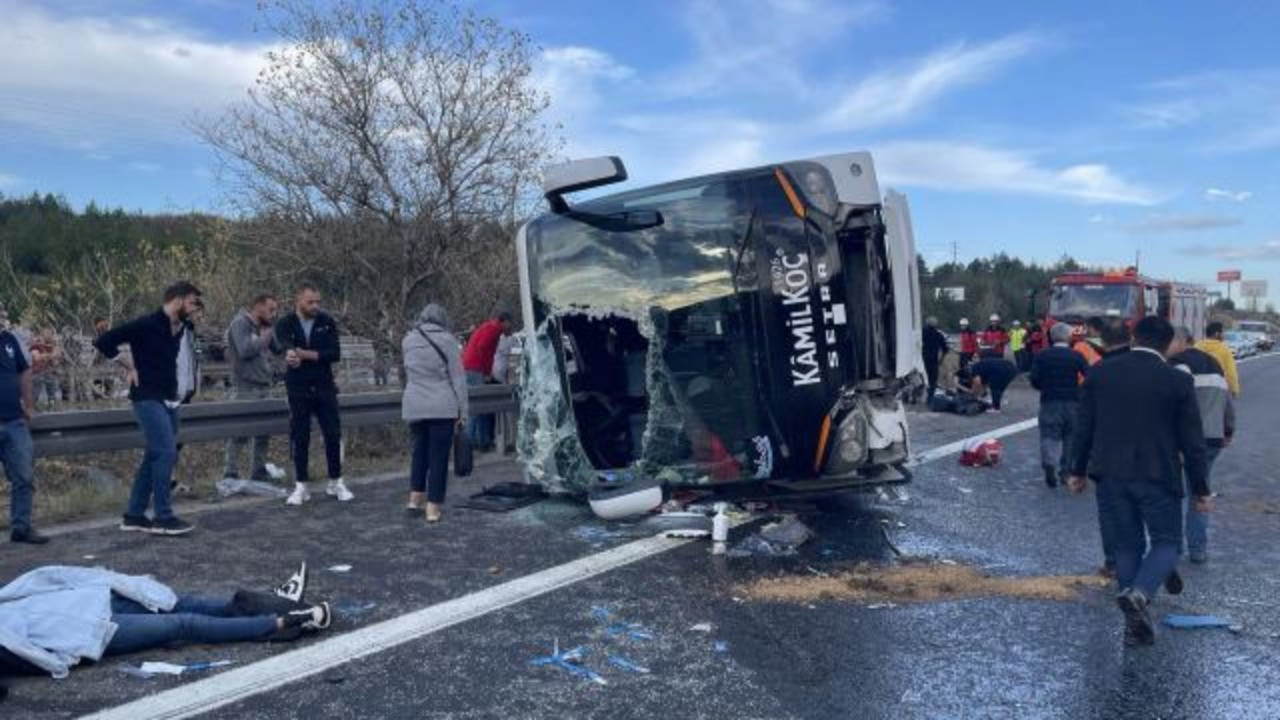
1046, 268, 1207, 340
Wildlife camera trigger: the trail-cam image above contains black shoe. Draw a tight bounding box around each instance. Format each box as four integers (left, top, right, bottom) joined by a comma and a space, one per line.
10, 528, 49, 545
1042, 465, 1058, 488
283, 602, 332, 631
275, 561, 308, 603
1117, 589, 1155, 646
120, 515, 152, 532
1164, 569, 1184, 596
148, 516, 195, 536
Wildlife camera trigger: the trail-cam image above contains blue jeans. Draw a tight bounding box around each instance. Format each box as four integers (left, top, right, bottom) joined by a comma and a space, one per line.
466, 372, 493, 449
1099, 478, 1183, 598
129, 401, 179, 521
1037, 401, 1077, 475
106, 594, 277, 655
1185, 445, 1222, 555
0, 419, 35, 532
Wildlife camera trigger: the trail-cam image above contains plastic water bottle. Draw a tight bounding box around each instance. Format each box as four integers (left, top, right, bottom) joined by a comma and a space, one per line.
712, 503, 729, 555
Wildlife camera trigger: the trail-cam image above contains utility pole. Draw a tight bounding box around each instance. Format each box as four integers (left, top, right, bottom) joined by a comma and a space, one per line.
952, 240, 958, 266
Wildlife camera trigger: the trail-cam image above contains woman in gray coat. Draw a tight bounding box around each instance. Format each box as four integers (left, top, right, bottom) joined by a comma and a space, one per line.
401, 304, 469, 522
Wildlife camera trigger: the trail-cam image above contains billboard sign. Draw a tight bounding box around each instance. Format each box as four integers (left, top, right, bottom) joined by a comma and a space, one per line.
1217, 270, 1242, 282
934, 287, 965, 302
1240, 280, 1268, 298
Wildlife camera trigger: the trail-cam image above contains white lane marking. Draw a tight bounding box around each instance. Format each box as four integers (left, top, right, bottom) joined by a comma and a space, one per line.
83, 535, 689, 720
84, 417, 1043, 720
908, 417, 1040, 467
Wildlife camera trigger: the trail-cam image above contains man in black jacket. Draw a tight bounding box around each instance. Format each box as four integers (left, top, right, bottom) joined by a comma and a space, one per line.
274, 284, 353, 505
921, 317, 949, 398
1029, 323, 1088, 488
94, 281, 202, 536
1067, 316, 1211, 646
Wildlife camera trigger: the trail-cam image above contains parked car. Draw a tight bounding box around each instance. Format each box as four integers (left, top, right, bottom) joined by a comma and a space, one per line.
1223, 330, 1257, 359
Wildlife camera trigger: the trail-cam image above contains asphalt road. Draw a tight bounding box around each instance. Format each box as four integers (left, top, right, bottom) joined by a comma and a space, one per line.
3, 357, 1279, 719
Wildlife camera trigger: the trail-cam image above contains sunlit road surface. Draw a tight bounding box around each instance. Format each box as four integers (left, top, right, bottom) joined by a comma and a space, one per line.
3, 355, 1278, 719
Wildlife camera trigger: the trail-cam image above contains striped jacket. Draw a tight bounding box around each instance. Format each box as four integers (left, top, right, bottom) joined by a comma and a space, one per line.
1169, 348, 1235, 446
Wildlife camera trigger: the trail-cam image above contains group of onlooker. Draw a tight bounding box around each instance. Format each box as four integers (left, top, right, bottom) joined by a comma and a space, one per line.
1, 280, 517, 542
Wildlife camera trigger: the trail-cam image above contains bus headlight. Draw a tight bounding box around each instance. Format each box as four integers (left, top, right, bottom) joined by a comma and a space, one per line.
825, 410, 868, 476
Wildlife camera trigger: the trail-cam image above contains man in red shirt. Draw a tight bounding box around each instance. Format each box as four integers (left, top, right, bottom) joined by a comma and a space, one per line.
462, 311, 514, 451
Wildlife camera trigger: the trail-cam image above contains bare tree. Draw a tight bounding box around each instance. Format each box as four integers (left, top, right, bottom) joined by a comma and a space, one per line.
194, 0, 556, 355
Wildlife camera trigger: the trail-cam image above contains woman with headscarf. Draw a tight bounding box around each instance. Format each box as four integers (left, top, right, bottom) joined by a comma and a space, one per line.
401, 304, 468, 523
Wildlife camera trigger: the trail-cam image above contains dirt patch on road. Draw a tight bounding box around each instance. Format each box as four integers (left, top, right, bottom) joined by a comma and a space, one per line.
740, 561, 1108, 604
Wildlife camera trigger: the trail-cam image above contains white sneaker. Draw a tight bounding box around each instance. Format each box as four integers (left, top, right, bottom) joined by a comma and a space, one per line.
327, 479, 355, 502
286, 483, 312, 506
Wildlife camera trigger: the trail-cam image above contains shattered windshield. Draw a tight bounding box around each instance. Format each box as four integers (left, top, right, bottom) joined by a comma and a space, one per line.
1049, 284, 1137, 320
521, 177, 774, 490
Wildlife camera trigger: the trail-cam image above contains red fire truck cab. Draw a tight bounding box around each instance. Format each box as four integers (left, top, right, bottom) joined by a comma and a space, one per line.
1046, 268, 1207, 341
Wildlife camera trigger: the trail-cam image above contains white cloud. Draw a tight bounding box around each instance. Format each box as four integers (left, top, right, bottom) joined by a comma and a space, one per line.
1130, 69, 1280, 152
1088, 214, 1107, 224
1180, 238, 1280, 262
0, 1, 271, 152
873, 141, 1163, 205
0, 172, 19, 188
1125, 214, 1241, 233
1205, 187, 1252, 202
824, 32, 1044, 131
534, 46, 634, 119
128, 161, 162, 173
668, 0, 884, 97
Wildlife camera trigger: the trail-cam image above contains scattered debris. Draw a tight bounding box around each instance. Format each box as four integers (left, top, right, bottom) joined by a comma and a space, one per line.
807, 566, 830, 578
117, 665, 155, 680
571, 525, 625, 547
867, 603, 898, 610
124, 660, 234, 678
332, 601, 378, 618
264, 463, 288, 480
215, 478, 288, 499
488, 566, 504, 575
738, 561, 1110, 604
605, 623, 654, 642
456, 482, 547, 513
83, 555, 96, 561
689, 623, 714, 634
1162, 614, 1238, 631
713, 641, 730, 654
760, 517, 813, 547
957, 487, 974, 495
530, 641, 608, 686
607, 654, 651, 674
879, 525, 904, 557
727, 517, 813, 557
327, 565, 353, 573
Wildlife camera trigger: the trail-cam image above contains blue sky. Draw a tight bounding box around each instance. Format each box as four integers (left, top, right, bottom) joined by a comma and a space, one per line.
1, 0, 1278, 305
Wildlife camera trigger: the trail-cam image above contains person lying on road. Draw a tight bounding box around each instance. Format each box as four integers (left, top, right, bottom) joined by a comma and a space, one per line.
0, 563, 324, 680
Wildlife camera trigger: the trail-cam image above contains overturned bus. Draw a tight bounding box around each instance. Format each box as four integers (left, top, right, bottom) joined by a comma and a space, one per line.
515, 152, 924, 501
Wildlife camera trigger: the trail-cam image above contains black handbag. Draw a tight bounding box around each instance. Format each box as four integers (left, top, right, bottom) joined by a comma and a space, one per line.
416, 326, 473, 477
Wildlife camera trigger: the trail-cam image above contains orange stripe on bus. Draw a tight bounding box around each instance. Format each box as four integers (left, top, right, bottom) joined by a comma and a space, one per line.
774, 168, 806, 219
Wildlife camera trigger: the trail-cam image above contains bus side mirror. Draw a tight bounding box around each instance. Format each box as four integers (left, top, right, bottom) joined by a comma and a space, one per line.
544, 157, 628, 213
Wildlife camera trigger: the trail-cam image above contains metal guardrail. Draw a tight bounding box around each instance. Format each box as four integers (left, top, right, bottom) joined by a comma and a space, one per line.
29, 384, 519, 457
